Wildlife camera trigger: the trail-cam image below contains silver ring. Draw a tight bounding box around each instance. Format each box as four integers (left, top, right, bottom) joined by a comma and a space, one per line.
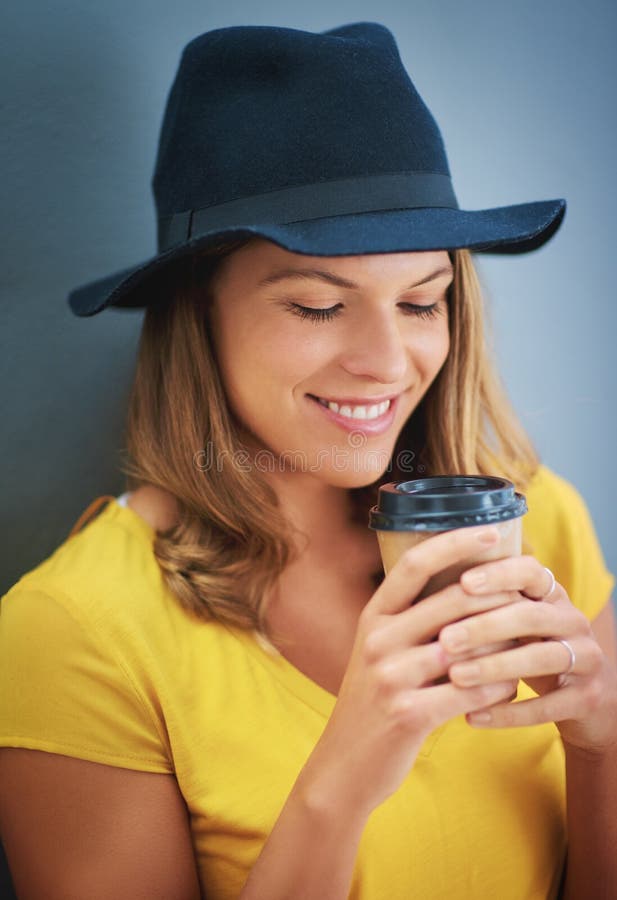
542, 566, 556, 599
555, 638, 576, 686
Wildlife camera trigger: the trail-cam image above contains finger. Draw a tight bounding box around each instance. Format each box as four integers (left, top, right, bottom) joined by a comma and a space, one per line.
460, 555, 561, 603
400, 679, 519, 732
403, 582, 521, 645
438, 599, 585, 655
369, 641, 450, 691
446, 639, 520, 664
365, 584, 519, 661
370, 525, 501, 616
466, 681, 586, 728
448, 636, 596, 687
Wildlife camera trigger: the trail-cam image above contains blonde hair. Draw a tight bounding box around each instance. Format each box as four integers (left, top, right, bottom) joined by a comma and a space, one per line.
119, 242, 539, 645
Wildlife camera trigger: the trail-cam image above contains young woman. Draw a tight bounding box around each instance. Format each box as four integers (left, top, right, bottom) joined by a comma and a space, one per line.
1, 22, 615, 900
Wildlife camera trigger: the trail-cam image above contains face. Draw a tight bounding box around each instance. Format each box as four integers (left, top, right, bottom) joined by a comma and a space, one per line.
207, 239, 452, 488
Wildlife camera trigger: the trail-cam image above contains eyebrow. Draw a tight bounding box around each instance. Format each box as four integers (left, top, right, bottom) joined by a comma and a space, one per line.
257, 265, 454, 291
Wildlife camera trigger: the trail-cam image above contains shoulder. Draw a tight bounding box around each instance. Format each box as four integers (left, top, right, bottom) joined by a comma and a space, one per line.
126, 485, 180, 532
2, 491, 182, 639
522, 463, 614, 621
523, 463, 598, 547
525, 463, 585, 505
524, 462, 580, 508
523, 463, 589, 534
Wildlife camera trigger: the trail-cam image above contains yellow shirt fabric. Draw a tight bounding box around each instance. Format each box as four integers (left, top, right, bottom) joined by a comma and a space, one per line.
0, 464, 614, 899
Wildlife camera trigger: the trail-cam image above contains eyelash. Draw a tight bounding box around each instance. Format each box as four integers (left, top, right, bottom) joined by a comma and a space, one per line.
286, 302, 443, 323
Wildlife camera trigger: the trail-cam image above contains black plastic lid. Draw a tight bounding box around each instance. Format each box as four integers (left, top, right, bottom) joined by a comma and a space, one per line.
369, 475, 527, 531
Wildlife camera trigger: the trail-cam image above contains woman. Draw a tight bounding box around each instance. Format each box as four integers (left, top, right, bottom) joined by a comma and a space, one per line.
1, 22, 615, 900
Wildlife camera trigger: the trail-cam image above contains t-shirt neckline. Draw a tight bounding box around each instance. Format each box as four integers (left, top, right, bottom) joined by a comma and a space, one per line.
225, 626, 336, 718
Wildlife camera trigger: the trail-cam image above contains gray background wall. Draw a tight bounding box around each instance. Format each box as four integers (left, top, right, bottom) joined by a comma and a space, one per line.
1, 0, 615, 604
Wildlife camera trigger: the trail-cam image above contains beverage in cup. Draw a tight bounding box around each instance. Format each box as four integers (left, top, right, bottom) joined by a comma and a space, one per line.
369, 475, 528, 684
369, 475, 527, 592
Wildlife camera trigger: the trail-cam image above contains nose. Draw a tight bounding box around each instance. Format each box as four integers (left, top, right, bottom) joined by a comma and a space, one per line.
338, 309, 409, 385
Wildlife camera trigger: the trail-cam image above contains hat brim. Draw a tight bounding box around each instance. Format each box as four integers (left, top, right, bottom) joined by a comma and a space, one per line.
68, 199, 565, 317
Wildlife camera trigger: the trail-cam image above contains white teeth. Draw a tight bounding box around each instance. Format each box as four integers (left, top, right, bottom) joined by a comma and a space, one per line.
319, 397, 391, 420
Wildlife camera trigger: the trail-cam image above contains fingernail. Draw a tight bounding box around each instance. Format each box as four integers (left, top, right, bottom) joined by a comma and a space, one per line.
468, 711, 492, 725
478, 528, 499, 544
441, 624, 468, 650
463, 571, 486, 590
451, 662, 480, 685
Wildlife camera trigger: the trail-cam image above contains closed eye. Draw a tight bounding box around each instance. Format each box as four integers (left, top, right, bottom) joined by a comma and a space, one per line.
286, 301, 443, 323
399, 303, 443, 321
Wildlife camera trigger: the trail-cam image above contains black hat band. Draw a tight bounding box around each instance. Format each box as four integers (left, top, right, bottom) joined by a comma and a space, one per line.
157, 171, 458, 252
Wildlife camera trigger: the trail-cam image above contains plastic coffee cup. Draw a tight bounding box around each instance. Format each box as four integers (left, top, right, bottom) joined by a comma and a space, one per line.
369, 476, 527, 683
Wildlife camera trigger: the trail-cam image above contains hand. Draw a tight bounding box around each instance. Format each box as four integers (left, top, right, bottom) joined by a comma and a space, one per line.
303, 524, 518, 819
442, 556, 617, 754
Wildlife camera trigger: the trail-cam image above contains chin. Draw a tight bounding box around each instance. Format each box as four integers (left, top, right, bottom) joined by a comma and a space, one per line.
298, 438, 397, 488
317, 462, 391, 490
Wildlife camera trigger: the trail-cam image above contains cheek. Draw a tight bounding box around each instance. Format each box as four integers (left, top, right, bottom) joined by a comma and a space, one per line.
212, 308, 329, 399
411, 324, 450, 377
251, 330, 328, 385
436, 326, 451, 367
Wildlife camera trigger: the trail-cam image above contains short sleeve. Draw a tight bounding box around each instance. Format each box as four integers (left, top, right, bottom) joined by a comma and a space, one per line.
524, 467, 615, 622
0, 583, 174, 773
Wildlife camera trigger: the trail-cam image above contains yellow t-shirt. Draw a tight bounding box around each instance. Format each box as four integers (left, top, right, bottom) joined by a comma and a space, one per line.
0, 464, 614, 899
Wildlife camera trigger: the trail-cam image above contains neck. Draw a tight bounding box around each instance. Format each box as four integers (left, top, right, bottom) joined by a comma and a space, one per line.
265, 467, 361, 556
263, 467, 383, 632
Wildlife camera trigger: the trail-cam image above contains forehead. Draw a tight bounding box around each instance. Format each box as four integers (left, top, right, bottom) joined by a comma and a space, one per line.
215, 238, 453, 288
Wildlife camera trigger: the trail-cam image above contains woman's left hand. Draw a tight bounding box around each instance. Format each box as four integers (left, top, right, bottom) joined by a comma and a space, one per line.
439, 556, 617, 754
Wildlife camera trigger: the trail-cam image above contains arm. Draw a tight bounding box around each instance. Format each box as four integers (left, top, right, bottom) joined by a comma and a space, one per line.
562, 600, 617, 900
239, 525, 519, 899
0, 749, 202, 900
239, 762, 370, 900
0, 586, 199, 897
444, 549, 617, 900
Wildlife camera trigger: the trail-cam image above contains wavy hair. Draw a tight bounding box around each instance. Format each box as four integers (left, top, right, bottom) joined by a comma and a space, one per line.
119, 241, 539, 647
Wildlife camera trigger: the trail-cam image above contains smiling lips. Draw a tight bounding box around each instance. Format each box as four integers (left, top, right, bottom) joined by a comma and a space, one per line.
307, 392, 402, 435
315, 396, 392, 421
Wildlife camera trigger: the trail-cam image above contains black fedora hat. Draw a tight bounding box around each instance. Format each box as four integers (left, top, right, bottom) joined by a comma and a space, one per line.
68, 22, 566, 317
